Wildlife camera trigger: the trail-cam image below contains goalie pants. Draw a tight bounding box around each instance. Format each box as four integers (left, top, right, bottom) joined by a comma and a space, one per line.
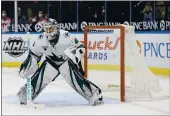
17, 59, 102, 104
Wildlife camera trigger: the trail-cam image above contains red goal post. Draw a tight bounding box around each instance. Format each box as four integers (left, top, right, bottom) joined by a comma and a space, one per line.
83, 25, 125, 102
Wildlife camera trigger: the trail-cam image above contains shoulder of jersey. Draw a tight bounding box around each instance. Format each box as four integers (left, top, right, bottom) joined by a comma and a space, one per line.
38, 32, 46, 40
59, 29, 71, 38
33, 32, 47, 46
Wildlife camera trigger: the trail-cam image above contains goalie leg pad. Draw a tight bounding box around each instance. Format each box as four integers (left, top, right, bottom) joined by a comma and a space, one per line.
19, 54, 39, 79
59, 59, 103, 105
17, 60, 60, 104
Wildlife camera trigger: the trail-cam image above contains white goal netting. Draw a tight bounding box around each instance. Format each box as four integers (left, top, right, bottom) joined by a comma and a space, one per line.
85, 25, 169, 101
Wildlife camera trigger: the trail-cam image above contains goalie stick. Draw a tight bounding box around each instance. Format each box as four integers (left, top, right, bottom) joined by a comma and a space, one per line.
26, 32, 45, 108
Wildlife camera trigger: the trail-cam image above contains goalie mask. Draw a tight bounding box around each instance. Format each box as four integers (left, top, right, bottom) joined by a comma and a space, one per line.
43, 18, 60, 45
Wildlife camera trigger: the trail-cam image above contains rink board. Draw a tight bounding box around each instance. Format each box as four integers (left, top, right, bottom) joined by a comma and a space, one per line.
1, 32, 170, 76
2, 62, 170, 76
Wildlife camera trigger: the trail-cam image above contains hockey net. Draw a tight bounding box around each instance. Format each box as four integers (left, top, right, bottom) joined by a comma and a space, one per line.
83, 25, 169, 102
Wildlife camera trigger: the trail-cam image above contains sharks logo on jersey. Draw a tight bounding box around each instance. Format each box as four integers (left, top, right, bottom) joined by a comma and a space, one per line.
42, 46, 48, 51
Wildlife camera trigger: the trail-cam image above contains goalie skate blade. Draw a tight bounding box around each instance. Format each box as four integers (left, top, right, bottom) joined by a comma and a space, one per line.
27, 103, 45, 109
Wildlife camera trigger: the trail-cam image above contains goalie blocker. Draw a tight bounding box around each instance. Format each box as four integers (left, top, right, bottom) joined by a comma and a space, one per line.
17, 55, 103, 106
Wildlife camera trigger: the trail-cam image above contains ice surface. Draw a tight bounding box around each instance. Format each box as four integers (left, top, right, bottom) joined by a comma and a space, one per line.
2, 68, 170, 115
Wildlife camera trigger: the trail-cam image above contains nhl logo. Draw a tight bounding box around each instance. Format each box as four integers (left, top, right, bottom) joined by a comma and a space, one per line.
3, 37, 28, 57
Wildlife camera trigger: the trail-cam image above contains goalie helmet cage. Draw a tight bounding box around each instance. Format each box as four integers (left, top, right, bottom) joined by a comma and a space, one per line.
83, 25, 169, 102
